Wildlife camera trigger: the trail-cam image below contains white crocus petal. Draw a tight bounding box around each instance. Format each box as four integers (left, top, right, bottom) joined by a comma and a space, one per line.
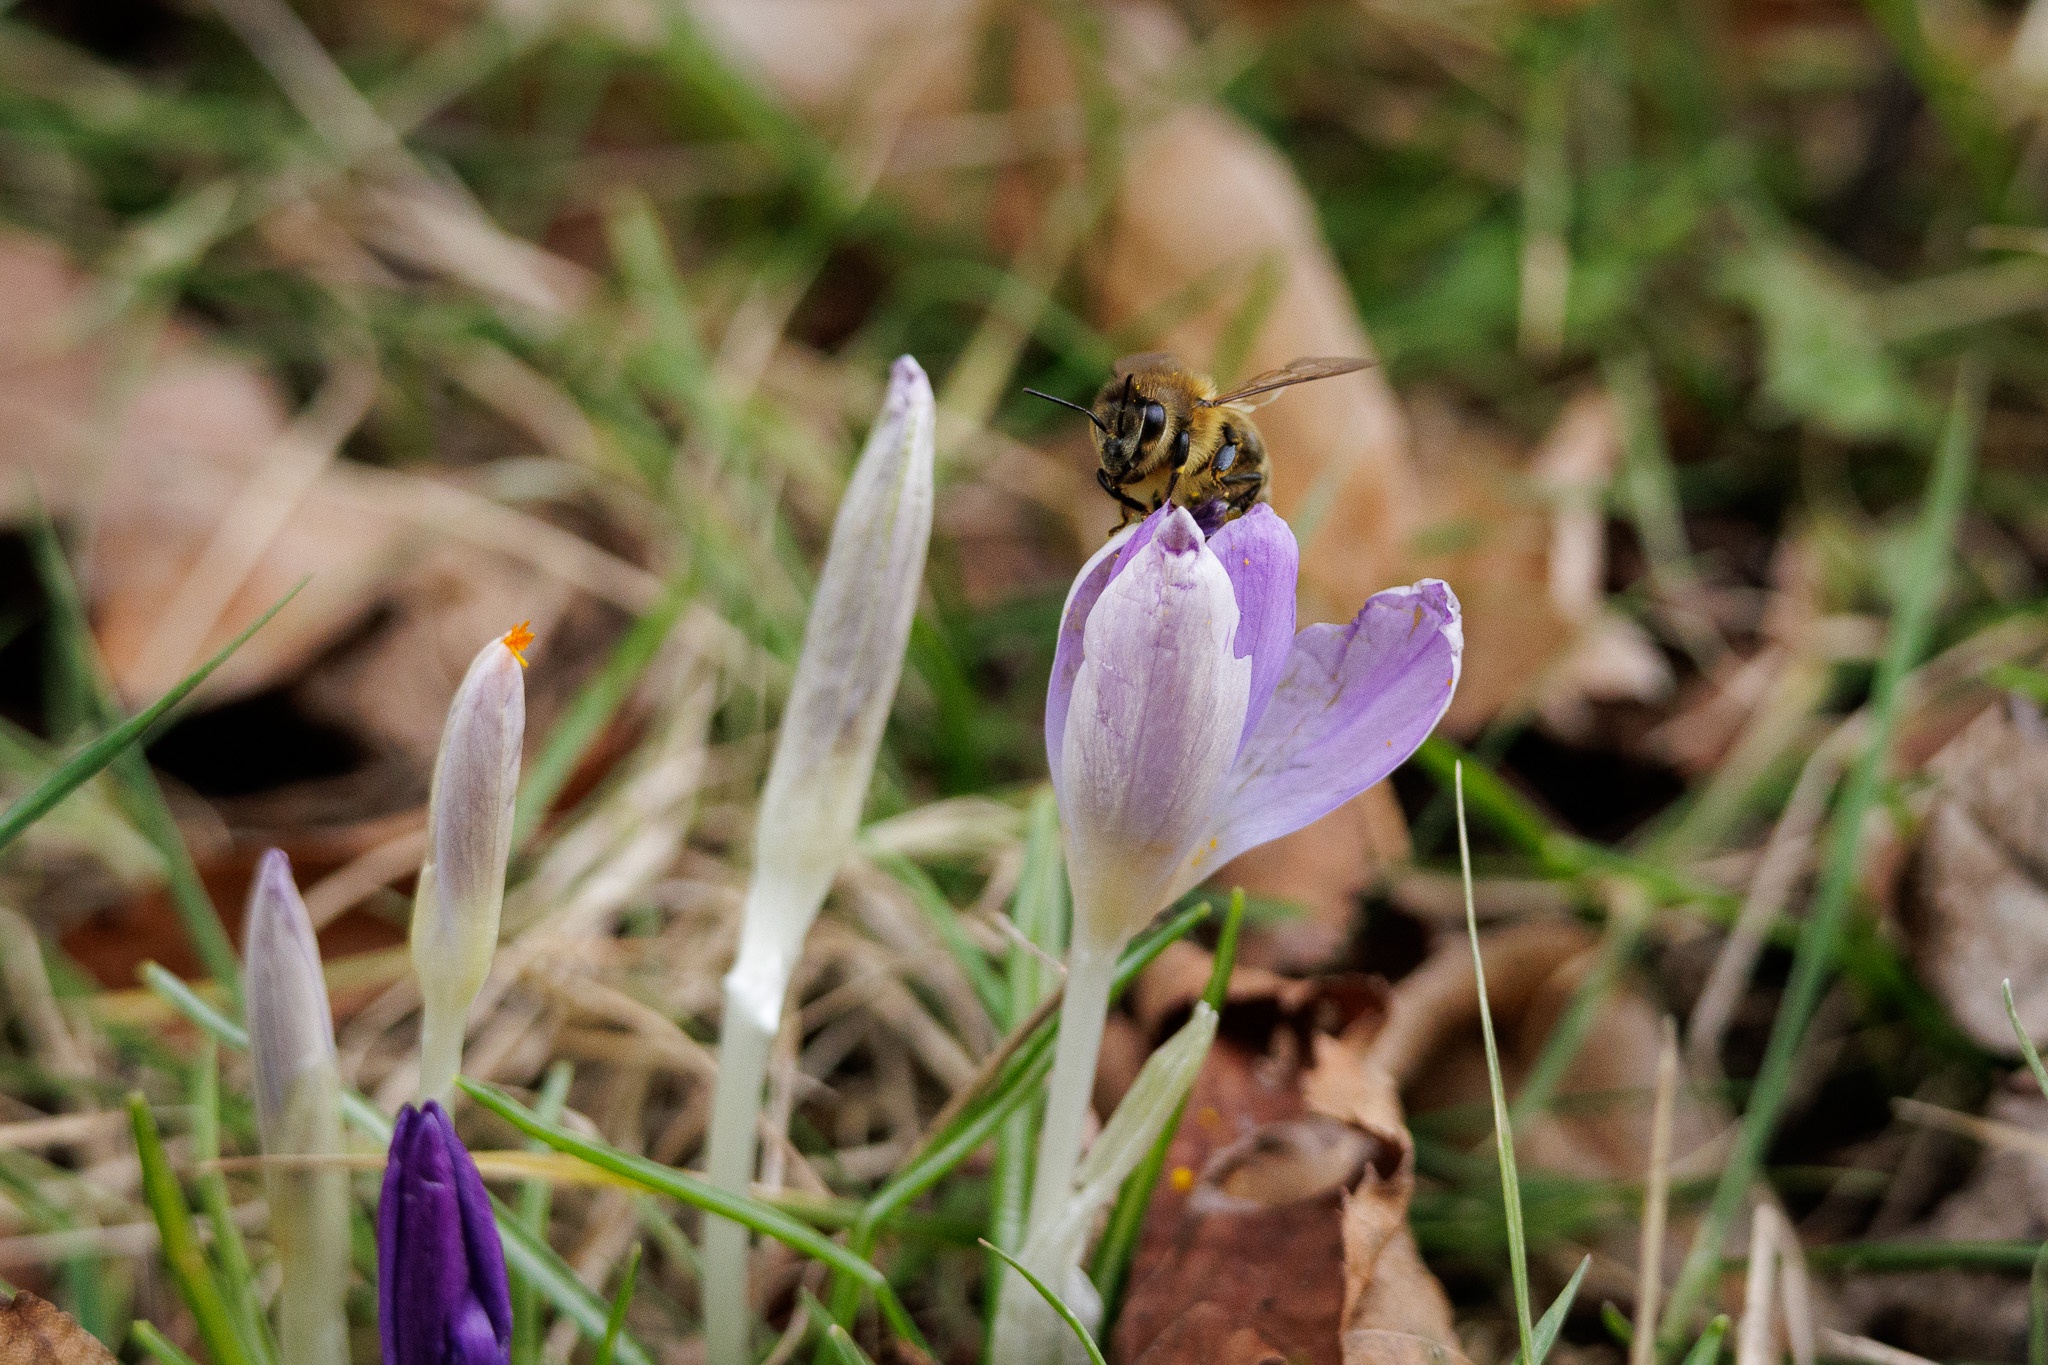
1058, 508, 1250, 951
243, 849, 348, 1365
411, 626, 527, 1104
726, 355, 938, 1027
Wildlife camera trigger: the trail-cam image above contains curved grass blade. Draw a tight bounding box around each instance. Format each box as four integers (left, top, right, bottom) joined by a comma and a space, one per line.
978, 1239, 1107, 1365
460, 1078, 931, 1355
128, 1094, 254, 1365
1458, 764, 1535, 1365
593, 1243, 642, 1365
131, 1321, 206, 1365
1531, 1254, 1592, 1365
0, 579, 304, 856
1680, 1315, 1731, 1365
2006, 980, 2048, 1102
823, 1324, 876, 1365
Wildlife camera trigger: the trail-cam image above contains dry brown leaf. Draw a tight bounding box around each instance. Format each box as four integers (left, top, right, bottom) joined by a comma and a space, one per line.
1907, 698, 2048, 1052
0, 1292, 117, 1365
1113, 995, 1458, 1365
1215, 785, 1414, 972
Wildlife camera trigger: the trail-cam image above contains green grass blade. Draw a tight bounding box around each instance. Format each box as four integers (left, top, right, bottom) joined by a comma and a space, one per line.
20, 522, 302, 1001
513, 579, 691, 846
978, 1239, 1108, 1365
460, 1078, 931, 1355
1458, 764, 1537, 1365
128, 1094, 254, 1365
193, 1039, 275, 1365
2006, 980, 2048, 1101
1663, 362, 1985, 1339
2032, 1241, 2048, 1365
142, 963, 248, 1049
1090, 888, 1245, 1325
1680, 1315, 1731, 1365
822, 1324, 877, 1365
0, 576, 304, 860
131, 1320, 207, 1365
513, 1060, 575, 1365
875, 849, 1007, 1023
493, 1199, 653, 1365
1531, 1255, 1592, 1365
593, 1243, 642, 1365
988, 787, 1064, 1345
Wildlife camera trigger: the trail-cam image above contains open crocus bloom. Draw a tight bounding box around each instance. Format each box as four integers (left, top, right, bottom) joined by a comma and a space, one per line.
1047, 503, 1462, 950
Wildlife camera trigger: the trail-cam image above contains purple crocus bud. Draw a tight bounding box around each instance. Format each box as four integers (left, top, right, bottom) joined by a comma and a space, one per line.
377, 1101, 511, 1365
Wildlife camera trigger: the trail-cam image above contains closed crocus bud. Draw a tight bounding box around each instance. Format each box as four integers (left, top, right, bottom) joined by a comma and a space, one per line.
244, 849, 347, 1365
377, 1101, 511, 1365
412, 624, 529, 1104
703, 357, 936, 1365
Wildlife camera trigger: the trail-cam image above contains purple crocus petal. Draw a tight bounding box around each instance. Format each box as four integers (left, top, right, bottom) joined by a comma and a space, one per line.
1172, 579, 1462, 898
1059, 507, 1251, 947
1044, 519, 1145, 792
378, 1101, 512, 1365
1205, 505, 1298, 746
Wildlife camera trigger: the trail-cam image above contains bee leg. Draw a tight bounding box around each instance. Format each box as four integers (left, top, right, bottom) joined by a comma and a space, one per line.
1220, 472, 1263, 517
1097, 468, 1151, 520
1162, 463, 1183, 506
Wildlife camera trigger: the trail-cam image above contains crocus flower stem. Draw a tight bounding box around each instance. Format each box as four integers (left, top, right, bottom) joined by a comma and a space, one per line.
702, 358, 936, 1365
1021, 940, 1114, 1244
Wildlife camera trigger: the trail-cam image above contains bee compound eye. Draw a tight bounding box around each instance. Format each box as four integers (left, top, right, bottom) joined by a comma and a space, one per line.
1140, 401, 1166, 447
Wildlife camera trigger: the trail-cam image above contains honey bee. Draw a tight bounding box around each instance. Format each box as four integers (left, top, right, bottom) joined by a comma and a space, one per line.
1027, 353, 1372, 530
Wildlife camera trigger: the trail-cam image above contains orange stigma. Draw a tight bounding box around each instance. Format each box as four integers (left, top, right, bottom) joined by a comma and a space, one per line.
501, 621, 535, 666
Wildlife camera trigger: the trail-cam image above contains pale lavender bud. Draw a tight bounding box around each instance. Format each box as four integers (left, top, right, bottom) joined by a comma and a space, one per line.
243, 849, 347, 1365
727, 357, 937, 1029
704, 357, 936, 1365
412, 626, 528, 1104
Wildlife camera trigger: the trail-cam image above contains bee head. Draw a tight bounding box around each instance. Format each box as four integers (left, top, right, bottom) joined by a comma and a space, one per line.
1094, 373, 1168, 479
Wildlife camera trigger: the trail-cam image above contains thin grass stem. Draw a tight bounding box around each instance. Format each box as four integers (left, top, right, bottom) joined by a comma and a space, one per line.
1458, 763, 1537, 1364
1662, 362, 1985, 1339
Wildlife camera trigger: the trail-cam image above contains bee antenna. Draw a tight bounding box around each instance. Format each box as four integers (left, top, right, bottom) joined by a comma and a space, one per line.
1023, 388, 1108, 433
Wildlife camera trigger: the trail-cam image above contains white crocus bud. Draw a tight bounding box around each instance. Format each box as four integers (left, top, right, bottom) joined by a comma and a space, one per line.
244, 849, 347, 1365
411, 624, 528, 1104
702, 357, 937, 1365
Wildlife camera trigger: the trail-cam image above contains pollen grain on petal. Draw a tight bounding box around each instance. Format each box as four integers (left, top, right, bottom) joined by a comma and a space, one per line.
1170, 1165, 1196, 1193
501, 621, 536, 666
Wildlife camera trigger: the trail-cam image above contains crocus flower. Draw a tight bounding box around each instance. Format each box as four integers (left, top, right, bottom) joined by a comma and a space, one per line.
1008, 503, 1460, 1363
412, 624, 529, 1104
702, 356, 936, 1364
245, 849, 347, 1365
378, 1101, 512, 1365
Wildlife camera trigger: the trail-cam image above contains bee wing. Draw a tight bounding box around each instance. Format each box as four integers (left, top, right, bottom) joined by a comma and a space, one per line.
1201, 356, 1373, 409
1112, 351, 1182, 378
